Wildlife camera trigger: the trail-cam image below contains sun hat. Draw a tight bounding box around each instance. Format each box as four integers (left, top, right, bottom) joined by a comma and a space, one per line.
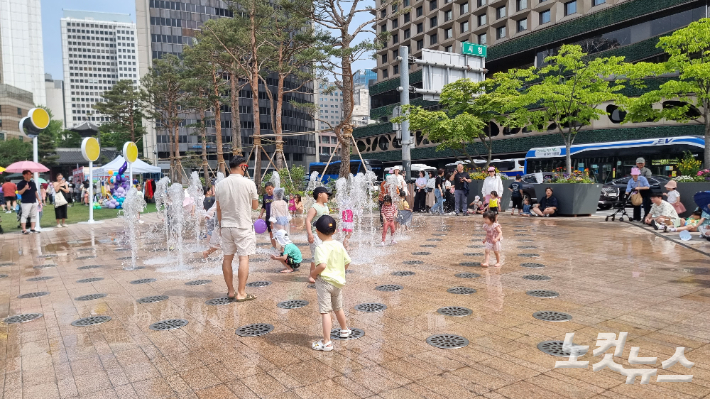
474, 195, 480, 201
636, 157, 645, 164
273, 229, 292, 246
487, 166, 495, 172
630, 167, 641, 176
665, 180, 677, 189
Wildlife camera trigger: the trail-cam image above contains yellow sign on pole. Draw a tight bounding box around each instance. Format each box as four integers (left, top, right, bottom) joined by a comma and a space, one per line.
81, 137, 100, 162
28, 108, 50, 130
123, 142, 138, 163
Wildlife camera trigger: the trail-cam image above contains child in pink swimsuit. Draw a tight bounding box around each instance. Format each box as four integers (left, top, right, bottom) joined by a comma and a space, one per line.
341, 201, 354, 250
481, 211, 503, 267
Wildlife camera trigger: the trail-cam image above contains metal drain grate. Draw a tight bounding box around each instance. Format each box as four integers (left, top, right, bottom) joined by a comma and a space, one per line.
523, 275, 551, 281
137, 295, 169, 304
526, 290, 559, 298
516, 234, 531, 237
520, 263, 545, 268
150, 319, 189, 331
130, 278, 156, 285
76, 294, 107, 301
426, 334, 469, 349
392, 271, 415, 276
277, 300, 309, 309
33, 264, 56, 269
236, 323, 274, 337
375, 284, 403, 292
402, 260, 423, 265
426, 238, 442, 242
437, 307, 473, 317
463, 253, 483, 257
306, 283, 316, 289
250, 258, 268, 263
117, 256, 133, 260
519, 239, 534, 243
518, 253, 539, 257
295, 243, 309, 247
205, 297, 233, 305
354, 303, 387, 313
467, 245, 485, 248
246, 281, 271, 288
77, 278, 104, 283
459, 262, 481, 267
533, 311, 572, 322
71, 315, 112, 327
420, 244, 437, 248
76, 256, 96, 260
331, 328, 365, 340
455, 272, 481, 279
518, 246, 538, 249
18, 292, 49, 299
77, 265, 101, 270
77, 248, 95, 252
447, 287, 477, 295
0, 262, 14, 266
185, 280, 211, 286
537, 340, 587, 357
0, 274, 8, 278
37, 254, 57, 258
4, 313, 43, 324
27, 276, 53, 281
411, 252, 430, 255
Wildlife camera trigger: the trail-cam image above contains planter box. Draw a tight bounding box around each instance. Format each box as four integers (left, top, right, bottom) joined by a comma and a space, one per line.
676, 182, 710, 218
532, 183, 603, 216
466, 180, 513, 211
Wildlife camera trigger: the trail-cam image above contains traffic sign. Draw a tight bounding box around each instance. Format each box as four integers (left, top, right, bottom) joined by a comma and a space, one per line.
462, 42, 487, 58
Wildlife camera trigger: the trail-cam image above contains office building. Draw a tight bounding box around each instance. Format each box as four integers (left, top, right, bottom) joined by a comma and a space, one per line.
353, 69, 378, 87
354, 0, 708, 166
45, 74, 67, 129
0, 84, 35, 141
60, 10, 139, 129
0, 0, 46, 105
135, 0, 315, 170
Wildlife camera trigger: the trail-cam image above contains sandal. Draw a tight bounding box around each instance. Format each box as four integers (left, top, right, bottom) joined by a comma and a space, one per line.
312, 340, 333, 351
339, 329, 352, 338
235, 293, 257, 302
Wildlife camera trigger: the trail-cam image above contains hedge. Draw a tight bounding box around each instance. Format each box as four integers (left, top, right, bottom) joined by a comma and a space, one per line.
352, 123, 394, 139
370, 97, 438, 120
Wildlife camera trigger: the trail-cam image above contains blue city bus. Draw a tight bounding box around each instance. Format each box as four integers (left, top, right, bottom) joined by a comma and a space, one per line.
308, 159, 385, 183
524, 136, 706, 182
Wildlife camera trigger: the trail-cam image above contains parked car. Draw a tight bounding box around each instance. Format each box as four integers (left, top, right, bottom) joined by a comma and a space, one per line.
597, 175, 671, 210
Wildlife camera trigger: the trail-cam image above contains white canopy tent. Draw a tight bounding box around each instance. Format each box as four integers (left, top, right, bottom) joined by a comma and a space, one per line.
98, 155, 162, 175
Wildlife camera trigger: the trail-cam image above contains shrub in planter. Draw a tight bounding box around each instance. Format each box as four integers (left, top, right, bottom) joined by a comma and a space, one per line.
531, 169, 601, 215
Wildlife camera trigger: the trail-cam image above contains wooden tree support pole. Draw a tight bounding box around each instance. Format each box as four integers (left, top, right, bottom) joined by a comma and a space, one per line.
318, 141, 341, 182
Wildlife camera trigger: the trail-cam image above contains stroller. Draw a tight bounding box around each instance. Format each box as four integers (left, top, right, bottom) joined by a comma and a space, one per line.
605, 192, 632, 222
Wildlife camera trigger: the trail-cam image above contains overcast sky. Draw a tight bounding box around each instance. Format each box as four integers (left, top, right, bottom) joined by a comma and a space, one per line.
41, 0, 376, 82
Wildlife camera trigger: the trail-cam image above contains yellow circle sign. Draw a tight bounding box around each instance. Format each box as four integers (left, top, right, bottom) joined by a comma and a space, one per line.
123, 142, 138, 163
81, 137, 100, 162
28, 108, 50, 130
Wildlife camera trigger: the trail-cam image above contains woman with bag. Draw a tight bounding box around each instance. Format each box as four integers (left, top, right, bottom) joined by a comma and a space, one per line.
53, 174, 71, 227
625, 168, 650, 222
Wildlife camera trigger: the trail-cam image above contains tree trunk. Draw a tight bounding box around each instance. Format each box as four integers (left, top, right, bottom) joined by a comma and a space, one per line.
212, 70, 225, 175
565, 139, 572, 175
250, 7, 262, 187
230, 71, 242, 156
200, 108, 209, 185
705, 105, 710, 168
275, 75, 285, 170
338, 53, 353, 178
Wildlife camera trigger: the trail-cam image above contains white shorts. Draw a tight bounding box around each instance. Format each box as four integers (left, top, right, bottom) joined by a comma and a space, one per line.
309, 235, 322, 263
21, 202, 38, 223
220, 227, 256, 256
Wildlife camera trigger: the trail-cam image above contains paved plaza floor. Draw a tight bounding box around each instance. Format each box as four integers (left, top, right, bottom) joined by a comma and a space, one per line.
1, 213, 710, 399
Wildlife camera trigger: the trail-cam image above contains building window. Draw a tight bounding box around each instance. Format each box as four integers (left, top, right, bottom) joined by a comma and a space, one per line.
478, 14, 487, 26
496, 6, 506, 19
383, 69, 389, 79
393, 33, 399, 43
430, 16, 438, 28
516, 0, 527, 11
381, 9, 386, 18
381, 24, 387, 32
416, 6, 423, 17
445, 45, 453, 52
382, 54, 388, 63
461, 21, 469, 32
417, 39, 424, 49
393, 49, 399, 58
593, 0, 605, 5
430, 0, 437, 10
445, 10, 452, 21
403, 0, 410, 6
430, 33, 438, 44
444, 28, 453, 39
564, 1, 577, 16
392, 4, 398, 12
477, 0, 486, 7
404, 13, 410, 23
478, 33, 487, 45
392, 19, 399, 28
393, 65, 399, 74
517, 18, 527, 32
417, 23, 424, 33
17, 108, 21, 115
404, 28, 411, 39
496, 26, 506, 39
460, 3, 469, 14
539, 9, 551, 24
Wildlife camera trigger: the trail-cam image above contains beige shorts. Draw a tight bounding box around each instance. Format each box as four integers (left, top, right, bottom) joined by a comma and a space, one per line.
316, 277, 343, 314
20, 202, 38, 223
220, 227, 256, 256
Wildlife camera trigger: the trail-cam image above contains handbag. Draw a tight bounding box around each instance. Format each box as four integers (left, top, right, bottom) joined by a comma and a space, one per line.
629, 192, 643, 206
55, 189, 68, 207
671, 201, 686, 214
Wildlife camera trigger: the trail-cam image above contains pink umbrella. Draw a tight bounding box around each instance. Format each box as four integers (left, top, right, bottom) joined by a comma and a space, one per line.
4, 161, 50, 173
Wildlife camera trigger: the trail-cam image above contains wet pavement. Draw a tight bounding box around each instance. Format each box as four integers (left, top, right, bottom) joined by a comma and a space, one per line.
1, 213, 710, 398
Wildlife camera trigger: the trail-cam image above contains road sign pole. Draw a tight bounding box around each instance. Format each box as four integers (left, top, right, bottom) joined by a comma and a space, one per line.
398, 45, 412, 182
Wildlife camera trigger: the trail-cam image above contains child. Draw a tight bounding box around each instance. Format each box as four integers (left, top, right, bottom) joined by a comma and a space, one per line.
664, 180, 685, 214
202, 200, 220, 258
661, 210, 705, 233
481, 211, 503, 267
398, 191, 410, 211
341, 200, 354, 251
310, 215, 352, 351
269, 188, 291, 232
469, 196, 484, 214
294, 194, 304, 215
486, 191, 500, 215
381, 195, 398, 245
259, 182, 276, 248
521, 198, 532, 217
306, 187, 330, 283
396, 192, 412, 231
271, 229, 303, 273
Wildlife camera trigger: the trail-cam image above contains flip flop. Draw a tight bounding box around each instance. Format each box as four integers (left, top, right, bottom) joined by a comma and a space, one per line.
227, 293, 236, 301
235, 293, 256, 302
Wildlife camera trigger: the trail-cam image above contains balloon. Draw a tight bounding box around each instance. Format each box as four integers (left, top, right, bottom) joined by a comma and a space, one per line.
108, 170, 113, 176
254, 219, 268, 234
108, 203, 116, 209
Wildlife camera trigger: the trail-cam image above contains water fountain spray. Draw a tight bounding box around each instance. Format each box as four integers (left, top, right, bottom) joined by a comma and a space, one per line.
187, 171, 205, 244
122, 186, 147, 270
167, 183, 185, 268
155, 177, 171, 247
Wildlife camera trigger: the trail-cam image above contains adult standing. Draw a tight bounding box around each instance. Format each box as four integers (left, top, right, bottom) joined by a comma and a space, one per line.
625, 167, 650, 222
449, 164, 471, 215
215, 156, 259, 302
2, 179, 17, 214
635, 157, 652, 179
508, 175, 524, 216
392, 168, 408, 196
425, 171, 436, 212
17, 170, 42, 234
47, 179, 55, 205
482, 166, 504, 207
532, 187, 559, 217
413, 171, 427, 212
73, 182, 82, 204
432, 169, 445, 214
53, 173, 71, 227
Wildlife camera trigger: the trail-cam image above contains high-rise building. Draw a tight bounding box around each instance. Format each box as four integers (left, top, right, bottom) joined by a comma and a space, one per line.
0, 84, 35, 141
135, 0, 316, 170
45, 74, 67, 129
0, 0, 46, 106
353, 69, 378, 87
60, 10, 139, 129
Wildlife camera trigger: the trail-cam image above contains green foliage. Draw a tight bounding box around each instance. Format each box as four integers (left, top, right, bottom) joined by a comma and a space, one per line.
36, 106, 60, 166
677, 151, 702, 176
0, 139, 32, 167
94, 80, 145, 151
353, 122, 392, 138
261, 165, 306, 196
369, 69, 423, 96
98, 123, 132, 150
